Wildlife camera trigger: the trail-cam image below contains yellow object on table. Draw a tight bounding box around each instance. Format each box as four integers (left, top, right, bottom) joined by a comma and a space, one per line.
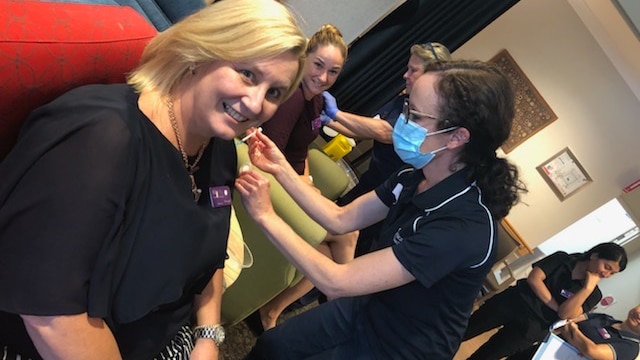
322, 133, 356, 161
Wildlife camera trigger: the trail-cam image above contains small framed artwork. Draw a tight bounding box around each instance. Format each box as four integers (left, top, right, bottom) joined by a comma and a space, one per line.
537, 147, 592, 201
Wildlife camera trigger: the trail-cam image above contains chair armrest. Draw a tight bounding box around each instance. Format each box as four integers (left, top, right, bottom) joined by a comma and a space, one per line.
221, 143, 328, 325
308, 148, 351, 201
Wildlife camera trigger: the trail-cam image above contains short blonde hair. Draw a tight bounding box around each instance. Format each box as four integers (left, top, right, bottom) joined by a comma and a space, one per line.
128, 0, 307, 101
410, 42, 451, 70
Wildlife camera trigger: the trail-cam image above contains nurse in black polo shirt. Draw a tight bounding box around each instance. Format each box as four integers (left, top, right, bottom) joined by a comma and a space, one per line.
464, 242, 628, 359
510, 304, 640, 360
236, 60, 527, 360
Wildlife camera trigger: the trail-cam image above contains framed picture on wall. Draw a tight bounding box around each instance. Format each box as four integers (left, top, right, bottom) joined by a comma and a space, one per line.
537, 147, 592, 201
489, 49, 558, 153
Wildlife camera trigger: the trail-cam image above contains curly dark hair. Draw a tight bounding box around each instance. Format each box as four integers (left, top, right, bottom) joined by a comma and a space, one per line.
424, 60, 527, 219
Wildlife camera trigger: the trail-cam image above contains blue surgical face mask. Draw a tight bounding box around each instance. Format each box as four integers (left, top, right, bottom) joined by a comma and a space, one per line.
392, 113, 457, 169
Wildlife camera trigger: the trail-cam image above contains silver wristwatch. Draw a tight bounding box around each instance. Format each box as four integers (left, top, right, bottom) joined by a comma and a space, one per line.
193, 324, 226, 346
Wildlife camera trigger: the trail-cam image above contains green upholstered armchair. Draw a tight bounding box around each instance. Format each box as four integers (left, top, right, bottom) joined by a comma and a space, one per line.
221, 143, 351, 326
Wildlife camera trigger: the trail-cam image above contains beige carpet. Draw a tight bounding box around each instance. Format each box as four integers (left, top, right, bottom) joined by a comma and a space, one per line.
219, 319, 256, 360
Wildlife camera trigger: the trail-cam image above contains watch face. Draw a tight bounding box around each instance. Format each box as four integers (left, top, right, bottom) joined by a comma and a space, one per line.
217, 328, 226, 343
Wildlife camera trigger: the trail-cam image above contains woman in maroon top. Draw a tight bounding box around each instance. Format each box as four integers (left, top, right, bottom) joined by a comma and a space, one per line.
258, 24, 350, 331
261, 24, 347, 177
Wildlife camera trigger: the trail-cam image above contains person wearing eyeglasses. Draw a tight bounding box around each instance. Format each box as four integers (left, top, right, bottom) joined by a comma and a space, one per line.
321, 42, 452, 257
253, 44, 452, 334
237, 59, 527, 359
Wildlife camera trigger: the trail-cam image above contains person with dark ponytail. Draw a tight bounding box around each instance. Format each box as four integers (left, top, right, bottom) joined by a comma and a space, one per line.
236, 59, 527, 359
464, 241, 627, 360
327, 42, 453, 257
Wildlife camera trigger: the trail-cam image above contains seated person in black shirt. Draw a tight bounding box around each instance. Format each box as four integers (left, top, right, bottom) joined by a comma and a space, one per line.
509, 304, 640, 360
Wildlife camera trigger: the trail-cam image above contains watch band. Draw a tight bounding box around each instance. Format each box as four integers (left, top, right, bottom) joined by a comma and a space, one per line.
193, 324, 225, 347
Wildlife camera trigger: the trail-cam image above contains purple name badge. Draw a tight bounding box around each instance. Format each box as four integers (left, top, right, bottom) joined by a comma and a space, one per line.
560, 289, 574, 299
209, 186, 232, 208
311, 116, 322, 131
597, 327, 611, 339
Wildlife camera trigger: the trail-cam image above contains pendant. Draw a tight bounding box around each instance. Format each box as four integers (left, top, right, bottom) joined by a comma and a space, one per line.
190, 174, 202, 203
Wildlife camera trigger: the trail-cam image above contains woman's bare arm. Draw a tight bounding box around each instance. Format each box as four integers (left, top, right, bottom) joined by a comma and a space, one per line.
245, 131, 387, 234
527, 267, 560, 312
21, 313, 121, 360
559, 321, 614, 360
556, 271, 600, 319
236, 169, 412, 299
191, 269, 224, 359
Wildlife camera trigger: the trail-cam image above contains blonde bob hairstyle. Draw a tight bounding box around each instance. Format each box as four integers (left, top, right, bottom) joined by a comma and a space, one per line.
127, 0, 307, 102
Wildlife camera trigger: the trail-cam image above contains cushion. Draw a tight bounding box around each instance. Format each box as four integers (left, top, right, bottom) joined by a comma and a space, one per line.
0, 0, 157, 160
308, 148, 351, 200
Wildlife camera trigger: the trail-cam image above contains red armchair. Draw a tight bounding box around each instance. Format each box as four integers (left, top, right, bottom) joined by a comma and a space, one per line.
0, 0, 157, 160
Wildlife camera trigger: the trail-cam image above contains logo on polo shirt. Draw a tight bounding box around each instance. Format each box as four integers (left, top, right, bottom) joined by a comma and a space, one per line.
393, 228, 404, 244
392, 183, 403, 204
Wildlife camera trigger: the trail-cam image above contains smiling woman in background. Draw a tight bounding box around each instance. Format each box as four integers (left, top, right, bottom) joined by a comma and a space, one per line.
261, 23, 347, 179
255, 23, 354, 333
0, 1, 306, 359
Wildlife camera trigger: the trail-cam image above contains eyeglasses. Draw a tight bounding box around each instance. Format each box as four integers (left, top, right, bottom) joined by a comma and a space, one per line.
402, 98, 440, 123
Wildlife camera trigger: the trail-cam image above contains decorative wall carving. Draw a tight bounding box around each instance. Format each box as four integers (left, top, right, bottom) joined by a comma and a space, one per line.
489, 49, 557, 153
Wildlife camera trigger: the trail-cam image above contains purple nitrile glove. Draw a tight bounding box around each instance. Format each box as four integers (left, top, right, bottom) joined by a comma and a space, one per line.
322, 91, 339, 119
319, 111, 333, 126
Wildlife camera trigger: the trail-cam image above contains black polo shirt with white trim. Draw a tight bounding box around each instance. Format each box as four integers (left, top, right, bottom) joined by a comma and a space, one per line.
364, 166, 497, 360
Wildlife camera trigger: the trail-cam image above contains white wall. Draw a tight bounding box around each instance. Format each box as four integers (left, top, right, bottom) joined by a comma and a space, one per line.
287, 0, 404, 44
454, 0, 640, 249
569, 0, 640, 101
454, 0, 640, 316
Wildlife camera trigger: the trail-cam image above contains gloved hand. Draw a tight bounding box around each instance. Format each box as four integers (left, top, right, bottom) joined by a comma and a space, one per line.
322, 91, 339, 120
319, 111, 333, 126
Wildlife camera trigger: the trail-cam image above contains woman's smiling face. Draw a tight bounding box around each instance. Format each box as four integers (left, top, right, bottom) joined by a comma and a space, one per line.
300, 44, 345, 98
181, 51, 300, 141
625, 305, 640, 333
587, 254, 621, 279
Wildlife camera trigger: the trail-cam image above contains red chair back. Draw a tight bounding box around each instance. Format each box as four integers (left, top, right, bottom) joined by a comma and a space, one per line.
0, 1, 157, 160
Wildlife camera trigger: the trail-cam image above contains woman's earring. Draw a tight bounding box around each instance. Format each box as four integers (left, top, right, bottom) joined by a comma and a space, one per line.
189, 64, 196, 75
